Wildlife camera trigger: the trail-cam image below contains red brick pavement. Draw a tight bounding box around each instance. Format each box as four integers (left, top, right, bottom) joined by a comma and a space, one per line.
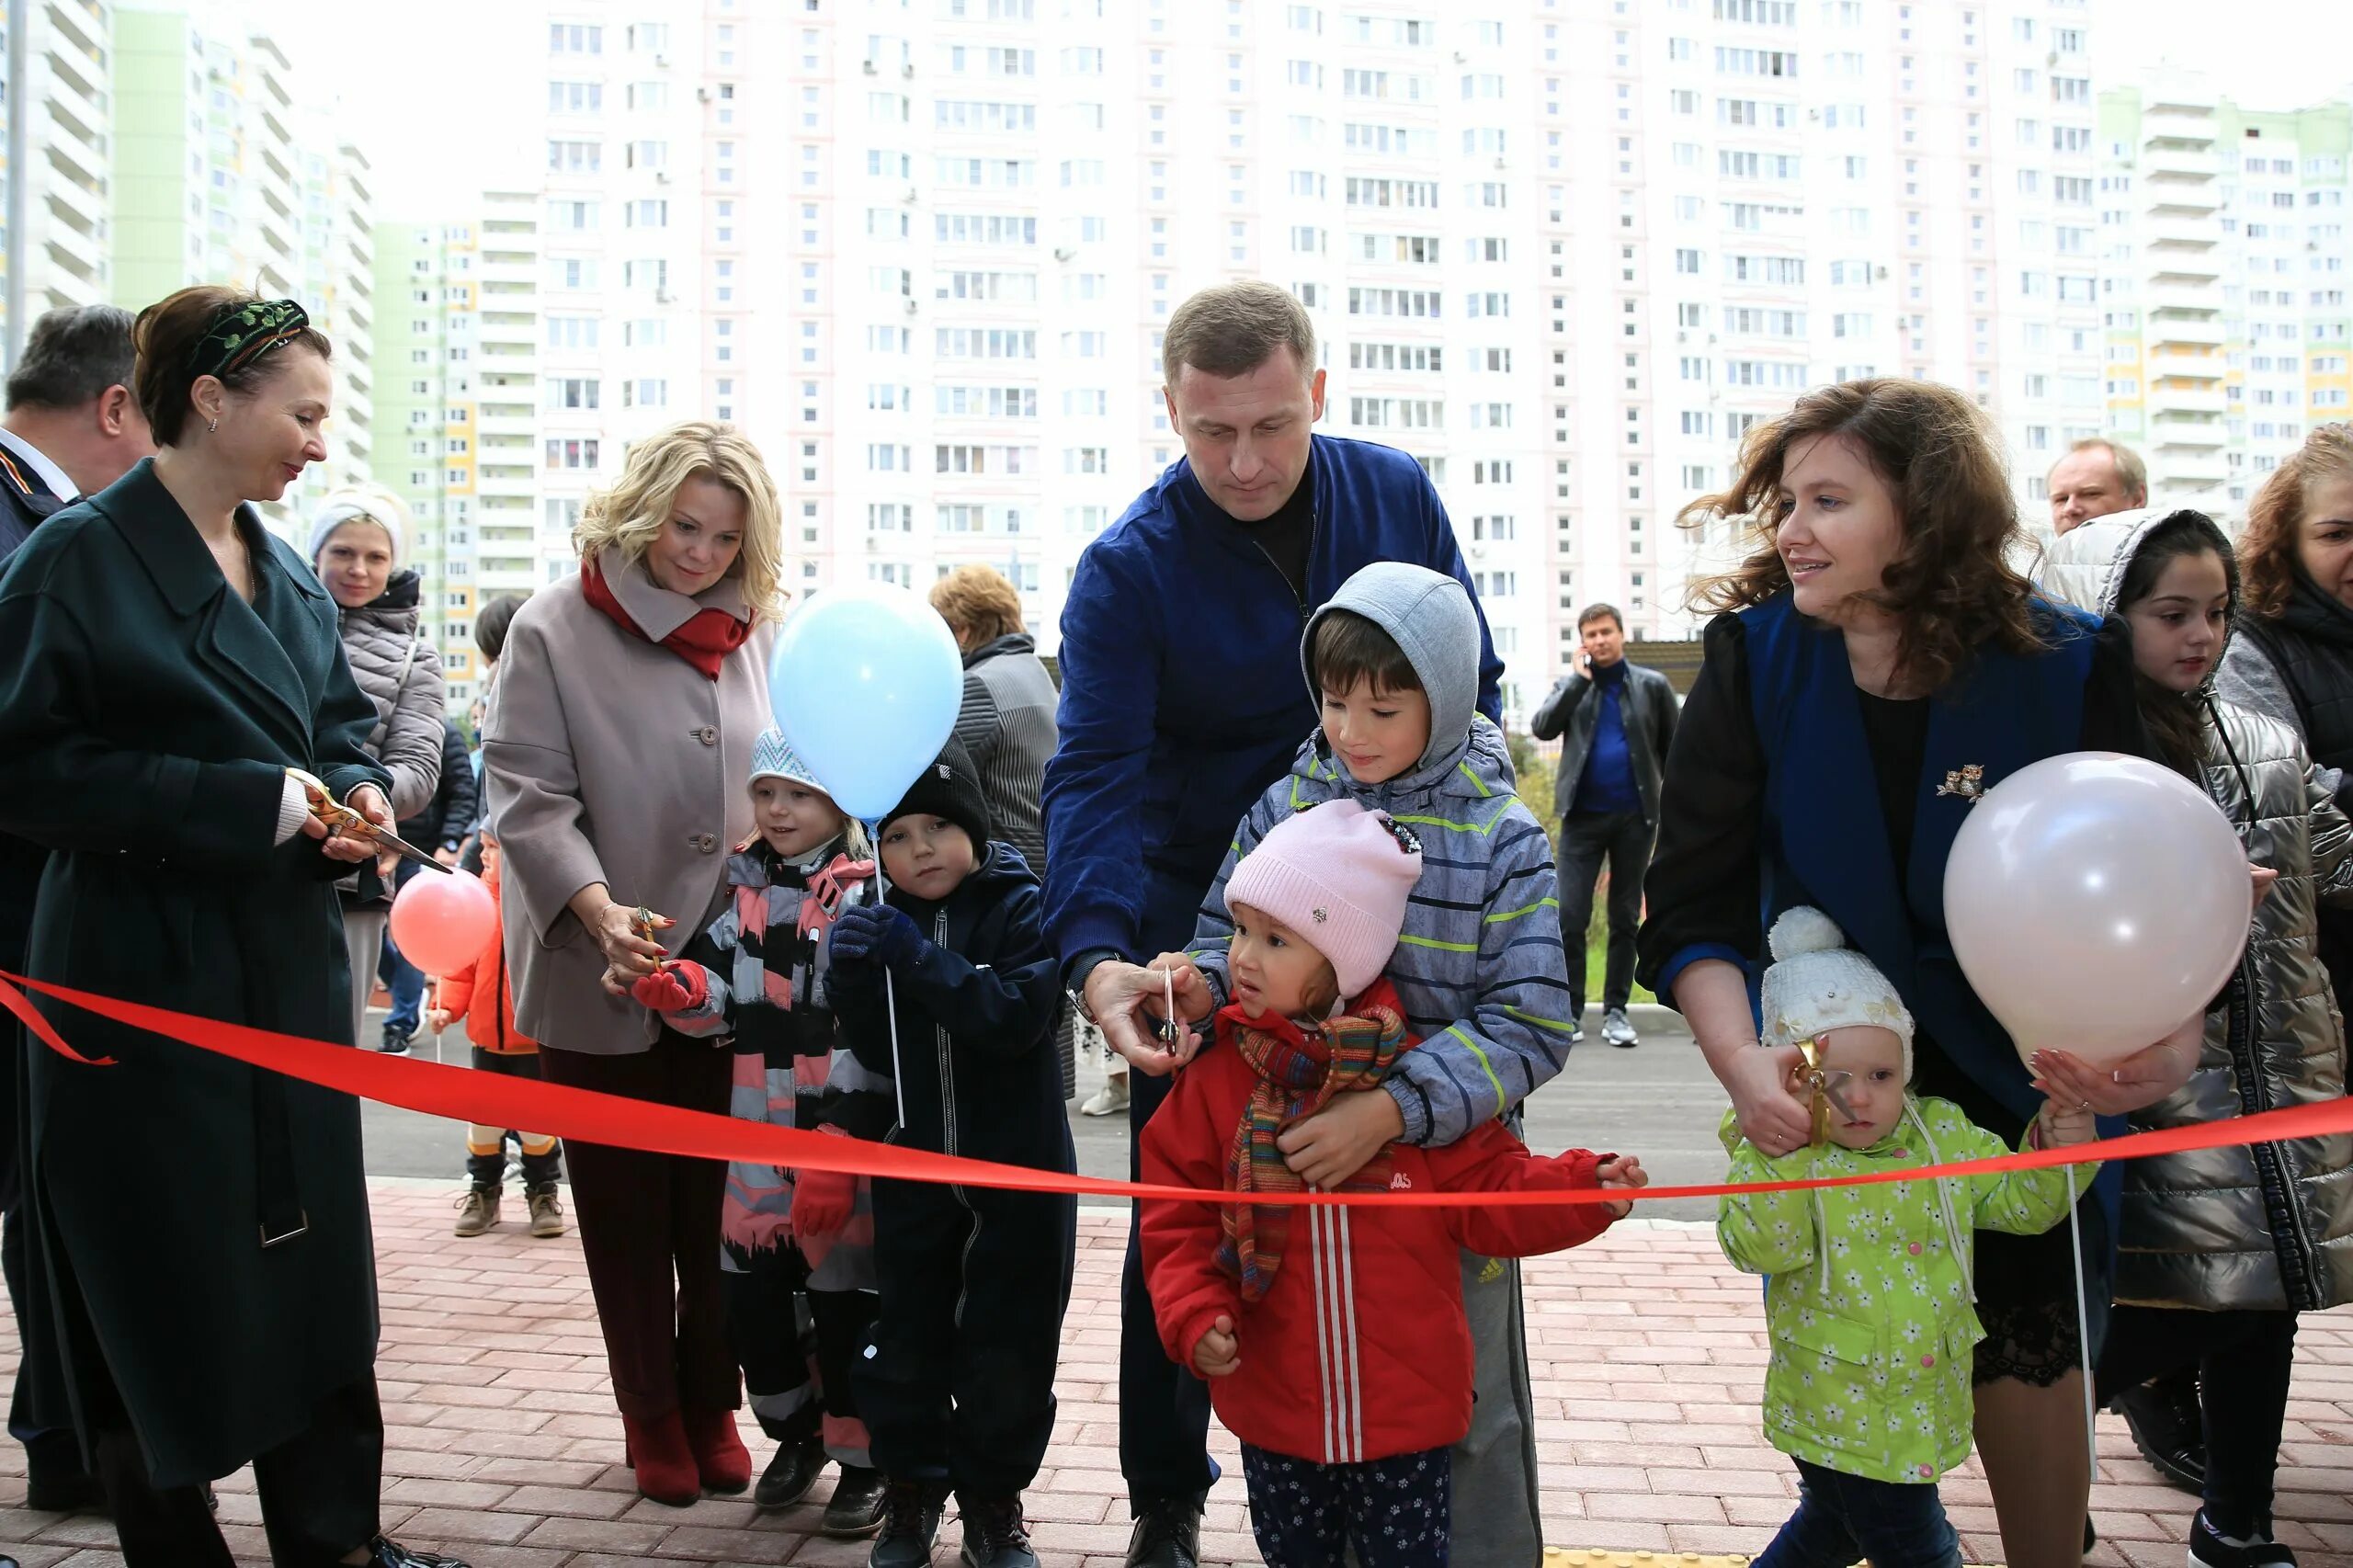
0, 1183, 2346, 1567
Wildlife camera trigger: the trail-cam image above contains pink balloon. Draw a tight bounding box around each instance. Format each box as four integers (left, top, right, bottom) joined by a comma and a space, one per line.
389, 869, 497, 978
1943, 751, 2247, 1067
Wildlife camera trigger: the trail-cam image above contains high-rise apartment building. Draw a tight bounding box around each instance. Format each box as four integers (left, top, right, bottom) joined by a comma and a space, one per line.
0, 0, 115, 349
2097, 79, 2353, 513
530, 0, 2119, 715
373, 191, 545, 711
111, 2, 378, 529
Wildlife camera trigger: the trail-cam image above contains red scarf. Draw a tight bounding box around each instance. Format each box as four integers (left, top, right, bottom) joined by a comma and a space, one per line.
580, 559, 749, 680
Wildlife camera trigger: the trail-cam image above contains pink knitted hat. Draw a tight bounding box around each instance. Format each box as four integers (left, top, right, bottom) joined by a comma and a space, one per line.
1224, 800, 1425, 1004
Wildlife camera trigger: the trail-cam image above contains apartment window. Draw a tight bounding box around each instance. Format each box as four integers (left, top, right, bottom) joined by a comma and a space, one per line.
543, 437, 600, 470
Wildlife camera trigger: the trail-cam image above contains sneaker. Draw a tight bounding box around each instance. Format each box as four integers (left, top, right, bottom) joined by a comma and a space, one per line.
959, 1495, 1039, 1568
2114, 1370, 2206, 1494
825, 1465, 891, 1538
452, 1187, 499, 1238
358, 1539, 472, 1568
1602, 1006, 1640, 1048
1081, 1074, 1130, 1117
1124, 1494, 1202, 1568
526, 1186, 566, 1238
870, 1479, 946, 1568
379, 1025, 413, 1055
2190, 1509, 2299, 1568
755, 1437, 829, 1510
1568, 1022, 1586, 1047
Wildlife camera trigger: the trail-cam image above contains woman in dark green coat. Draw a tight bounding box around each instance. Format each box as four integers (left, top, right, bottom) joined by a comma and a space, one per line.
0, 287, 467, 1568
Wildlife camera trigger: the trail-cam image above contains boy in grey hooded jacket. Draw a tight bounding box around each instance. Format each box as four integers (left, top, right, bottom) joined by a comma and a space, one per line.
1177, 560, 1573, 1567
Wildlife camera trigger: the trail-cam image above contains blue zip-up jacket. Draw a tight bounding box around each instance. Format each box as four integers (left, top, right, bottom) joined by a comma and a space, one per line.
1044, 436, 1505, 969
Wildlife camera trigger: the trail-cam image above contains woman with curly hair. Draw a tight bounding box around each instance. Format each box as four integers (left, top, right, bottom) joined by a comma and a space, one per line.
483, 420, 784, 1506
1636, 379, 2205, 1568
2219, 424, 2353, 1009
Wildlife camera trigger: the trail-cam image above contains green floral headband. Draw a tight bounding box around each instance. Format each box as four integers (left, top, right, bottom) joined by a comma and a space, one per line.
189, 298, 310, 381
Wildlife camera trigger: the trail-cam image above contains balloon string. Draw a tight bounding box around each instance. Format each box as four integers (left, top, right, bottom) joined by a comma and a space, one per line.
2067, 1165, 2098, 1476
866, 821, 907, 1134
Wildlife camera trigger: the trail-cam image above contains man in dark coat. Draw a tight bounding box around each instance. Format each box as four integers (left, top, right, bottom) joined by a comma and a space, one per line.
0, 303, 153, 1512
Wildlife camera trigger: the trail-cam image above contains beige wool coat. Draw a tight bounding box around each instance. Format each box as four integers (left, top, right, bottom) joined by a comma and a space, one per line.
484, 547, 776, 1053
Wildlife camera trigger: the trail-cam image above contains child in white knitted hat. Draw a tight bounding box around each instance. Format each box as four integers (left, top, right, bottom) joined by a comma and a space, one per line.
1139, 799, 1647, 1568
1721, 907, 2100, 1568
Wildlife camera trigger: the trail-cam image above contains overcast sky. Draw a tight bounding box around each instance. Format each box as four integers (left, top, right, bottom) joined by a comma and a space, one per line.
273, 0, 2352, 219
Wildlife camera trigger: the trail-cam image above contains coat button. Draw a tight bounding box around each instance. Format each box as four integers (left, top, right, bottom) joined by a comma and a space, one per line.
1908, 1243, 1922, 1256
694, 726, 717, 745
1920, 1353, 1936, 1368
697, 833, 718, 852
1918, 1463, 1934, 1478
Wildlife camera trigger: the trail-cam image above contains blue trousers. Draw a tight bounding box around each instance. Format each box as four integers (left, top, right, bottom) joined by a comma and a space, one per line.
1756, 1457, 1961, 1568
1241, 1444, 1449, 1568
376, 858, 427, 1038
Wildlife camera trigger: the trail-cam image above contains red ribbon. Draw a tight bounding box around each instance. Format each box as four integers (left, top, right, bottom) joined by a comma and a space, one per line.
6, 969, 2353, 1208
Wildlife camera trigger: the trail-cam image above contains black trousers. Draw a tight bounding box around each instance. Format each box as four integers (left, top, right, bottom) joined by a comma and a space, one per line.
1556, 809, 1652, 1017
858, 1176, 1074, 1500
1120, 1062, 1220, 1505
96, 1376, 383, 1567
2096, 1303, 2300, 1537
724, 1236, 875, 1463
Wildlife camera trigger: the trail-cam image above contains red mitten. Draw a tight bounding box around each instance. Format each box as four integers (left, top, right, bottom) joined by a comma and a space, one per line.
791, 1128, 858, 1241
631, 960, 710, 1013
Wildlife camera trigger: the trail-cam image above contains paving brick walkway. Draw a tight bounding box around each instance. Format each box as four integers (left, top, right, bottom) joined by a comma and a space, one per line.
0, 1182, 2346, 1567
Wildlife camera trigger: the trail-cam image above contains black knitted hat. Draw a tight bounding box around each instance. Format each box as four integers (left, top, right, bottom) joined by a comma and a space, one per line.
881, 737, 993, 856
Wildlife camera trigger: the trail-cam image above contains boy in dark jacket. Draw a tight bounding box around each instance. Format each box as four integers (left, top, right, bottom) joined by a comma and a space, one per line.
827, 740, 1076, 1568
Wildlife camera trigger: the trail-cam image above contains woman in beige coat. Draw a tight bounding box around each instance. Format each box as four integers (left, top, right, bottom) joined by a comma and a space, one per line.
483, 422, 783, 1506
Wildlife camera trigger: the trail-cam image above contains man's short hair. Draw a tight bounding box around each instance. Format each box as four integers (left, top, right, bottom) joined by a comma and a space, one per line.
1163, 281, 1317, 387
2058, 437, 2148, 502
6, 304, 137, 412
1308, 609, 1420, 698
1576, 603, 1625, 633
474, 594, 527, 661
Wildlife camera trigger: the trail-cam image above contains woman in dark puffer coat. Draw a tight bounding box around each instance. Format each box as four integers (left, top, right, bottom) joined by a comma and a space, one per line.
309, 486, 444, 1048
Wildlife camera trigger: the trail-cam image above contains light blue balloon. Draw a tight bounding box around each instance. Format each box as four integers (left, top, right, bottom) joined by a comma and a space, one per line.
767, 584, 965, 822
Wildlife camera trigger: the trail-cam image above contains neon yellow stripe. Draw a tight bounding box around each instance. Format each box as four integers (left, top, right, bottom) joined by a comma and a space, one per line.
1392, 807, 1511, 836
1505, 1006, 1580, 1036
1443, 1024, 1508, 1117
1455, 759, 1493, 798
1397, 933, 1480, 953
1483, 896, 1560, 924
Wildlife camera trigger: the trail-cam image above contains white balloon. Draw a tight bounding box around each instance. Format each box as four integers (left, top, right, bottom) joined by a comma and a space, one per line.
1943, 751, 2246, 1067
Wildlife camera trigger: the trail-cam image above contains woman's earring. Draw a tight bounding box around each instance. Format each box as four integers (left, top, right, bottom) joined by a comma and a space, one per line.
207, 417, 219, 433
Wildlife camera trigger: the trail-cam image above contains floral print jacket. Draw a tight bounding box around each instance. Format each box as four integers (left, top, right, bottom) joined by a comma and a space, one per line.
1717, 1096, 2095, 1485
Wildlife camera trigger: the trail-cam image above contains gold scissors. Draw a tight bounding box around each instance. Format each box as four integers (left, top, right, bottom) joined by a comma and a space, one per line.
1796, 1037, 1859, 1148
289, 768, 453, 874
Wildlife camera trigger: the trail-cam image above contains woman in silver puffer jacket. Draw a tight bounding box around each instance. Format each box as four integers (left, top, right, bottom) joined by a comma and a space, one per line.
2045, 507, 2353, 1560
310, 487, 446, 1050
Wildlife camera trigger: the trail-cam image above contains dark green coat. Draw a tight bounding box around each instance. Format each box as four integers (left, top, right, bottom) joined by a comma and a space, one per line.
0, 459, 390, 1487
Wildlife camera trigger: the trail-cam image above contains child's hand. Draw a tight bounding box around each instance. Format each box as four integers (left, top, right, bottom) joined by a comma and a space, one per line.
423, 1007, 451, 1036
631, 960, 709, 1014
790, 1165, 858, 1241
2038, 1096, 2097, 1149
1192, 1314, 1241, 1378
830, 903, 924, 971
1596, 1153, 1648, 1219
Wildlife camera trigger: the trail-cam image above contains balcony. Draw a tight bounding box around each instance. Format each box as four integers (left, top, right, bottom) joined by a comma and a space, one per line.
2142, 141, 2218, 185
2147, 281, 2219, 317
2143, 102, 2217, 144
2147, 312, 2226, 348
2151, 409, 2229, 445
2150, 451, 2229, 493
2147, 349, 2225, 382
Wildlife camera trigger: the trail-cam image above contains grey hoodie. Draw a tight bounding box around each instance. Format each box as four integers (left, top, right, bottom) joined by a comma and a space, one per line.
1188, 563, 1571, 1145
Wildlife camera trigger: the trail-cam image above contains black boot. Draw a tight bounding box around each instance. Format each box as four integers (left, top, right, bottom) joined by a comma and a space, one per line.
825, 1464, 890, 1538
869, 1477, 947, 1568
2113, 1368, 2206, 1494
754, 1436, 829, 1509
358, 1539, 471, 1568
959, 1494, 1040, 1568
1125, 1492, 1203, 1568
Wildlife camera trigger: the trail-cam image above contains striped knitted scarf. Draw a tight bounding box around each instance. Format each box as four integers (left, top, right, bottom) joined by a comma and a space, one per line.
1216, 1002, 1406, 1302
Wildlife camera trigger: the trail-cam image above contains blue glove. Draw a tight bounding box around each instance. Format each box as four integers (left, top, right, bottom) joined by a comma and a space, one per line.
829, 902, 925, 972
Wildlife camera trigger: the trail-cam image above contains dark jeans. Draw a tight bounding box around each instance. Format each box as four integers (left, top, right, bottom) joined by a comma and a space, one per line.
540, 1033, 737, 1420
1756, 1457, 1961, 1568
1240, 1443, 1450, 1568
376, 858, 429, 1039
1556, 810, 1652, 1017
1120, 1061, 1221, 1504
2097, 1302, 2299, 1538
96, 1376, 384, 1568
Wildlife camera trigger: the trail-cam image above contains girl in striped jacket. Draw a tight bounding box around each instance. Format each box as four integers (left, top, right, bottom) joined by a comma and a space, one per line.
631, 730, 893, 1534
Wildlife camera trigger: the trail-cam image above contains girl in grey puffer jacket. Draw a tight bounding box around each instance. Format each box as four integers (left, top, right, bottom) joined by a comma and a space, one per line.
311, 488, 446, 1050
2045, 507, 2353, 1559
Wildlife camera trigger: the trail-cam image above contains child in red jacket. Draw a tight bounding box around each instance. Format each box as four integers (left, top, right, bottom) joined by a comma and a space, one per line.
1139, 801, 1645, 1567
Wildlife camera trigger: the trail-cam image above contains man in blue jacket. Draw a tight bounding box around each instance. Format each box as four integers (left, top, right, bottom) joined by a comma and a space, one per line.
1043, 282, 1517, 1568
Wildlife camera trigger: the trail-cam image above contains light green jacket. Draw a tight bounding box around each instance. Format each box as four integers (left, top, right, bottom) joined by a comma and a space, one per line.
1716, 1096, 2097, 1485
